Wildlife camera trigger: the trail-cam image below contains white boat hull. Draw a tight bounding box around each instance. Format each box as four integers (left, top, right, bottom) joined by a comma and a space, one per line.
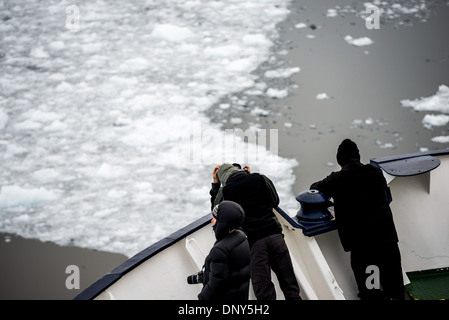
75, 149, 449, 300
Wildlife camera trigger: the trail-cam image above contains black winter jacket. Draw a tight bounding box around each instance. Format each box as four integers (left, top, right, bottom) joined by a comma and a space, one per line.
198, 201, 250, 300
221, 172, 282, 246
310, 160, 399, 252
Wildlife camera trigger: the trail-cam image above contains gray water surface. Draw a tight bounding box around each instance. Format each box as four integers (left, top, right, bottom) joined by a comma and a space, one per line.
207, 0, 449, 194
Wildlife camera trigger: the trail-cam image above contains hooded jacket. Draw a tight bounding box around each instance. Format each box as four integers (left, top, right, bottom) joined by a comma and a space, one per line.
209, 163, 240, 209
198, 201, 250, 300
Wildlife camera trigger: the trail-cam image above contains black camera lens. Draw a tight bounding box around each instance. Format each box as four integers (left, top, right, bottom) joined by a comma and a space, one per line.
187, 271, 203, 284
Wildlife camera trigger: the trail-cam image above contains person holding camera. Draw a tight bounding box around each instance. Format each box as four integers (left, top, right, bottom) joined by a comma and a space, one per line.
193, 200, 250, 300
211, 163, 301, 300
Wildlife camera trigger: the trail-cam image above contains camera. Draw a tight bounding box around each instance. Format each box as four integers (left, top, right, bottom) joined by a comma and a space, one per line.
187, 271, 204, 285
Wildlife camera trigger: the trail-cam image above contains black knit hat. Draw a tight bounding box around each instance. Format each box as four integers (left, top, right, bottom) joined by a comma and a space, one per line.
336, 139, 360, 166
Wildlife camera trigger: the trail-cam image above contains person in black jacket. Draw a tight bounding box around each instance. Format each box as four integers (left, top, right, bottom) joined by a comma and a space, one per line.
198, 200, 250, 300
210, 163, 301, 300
210, 163, 249, 210
310, 139, 404, 300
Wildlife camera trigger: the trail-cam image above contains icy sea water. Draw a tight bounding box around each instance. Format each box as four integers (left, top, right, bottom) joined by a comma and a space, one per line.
1, 0, 449, 261
0, 0, 297, 258
207, 0, 449, 194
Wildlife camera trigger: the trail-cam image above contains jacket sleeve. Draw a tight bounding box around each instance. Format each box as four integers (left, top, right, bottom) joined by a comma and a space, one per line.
198, 247, 229, 300
209, 183, 222, 211
262, 175, 280, 208
310, 171, 339, 198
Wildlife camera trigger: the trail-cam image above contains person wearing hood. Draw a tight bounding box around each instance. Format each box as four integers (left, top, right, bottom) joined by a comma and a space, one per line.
310, 138, 404, 300
209, 163, 301, 300
210, 163, 248, 210
198, 201, 250, 300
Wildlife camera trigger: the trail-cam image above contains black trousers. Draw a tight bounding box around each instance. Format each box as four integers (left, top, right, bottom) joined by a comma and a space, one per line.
250, 234, 301, 300
350, 242, 404, 300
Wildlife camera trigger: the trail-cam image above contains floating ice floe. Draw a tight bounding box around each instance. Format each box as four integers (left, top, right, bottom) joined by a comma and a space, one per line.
431, 136, 449, 143
0, 185, 58, 208
250, 107, 270, 117
316, 93, 330, 100
401, 85, 449, 113
14, 120, 42, 131
401, 85, 449, 142
266, 88, 289, 99
97, 163, 129, 180
0, 110, 8, 130
149, 24, 196, 42
6, 144, 28, 157
422, 114, 449, 128
295, 23, 308, 29
230, 117, 243, 124
351, 117, 388, 128
43, 120, 68, 132
326, 9, 339, 18
365, 117, 374, 125
30, 47, 50, 59
344, 35, 374, 47
32, 168, 61, 183
380, 143, 395, 149
376, 140, 396, 149
264, 67, 300, 78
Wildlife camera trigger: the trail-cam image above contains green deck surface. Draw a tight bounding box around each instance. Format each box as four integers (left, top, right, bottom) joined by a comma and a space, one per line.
406, 268, 449, 300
